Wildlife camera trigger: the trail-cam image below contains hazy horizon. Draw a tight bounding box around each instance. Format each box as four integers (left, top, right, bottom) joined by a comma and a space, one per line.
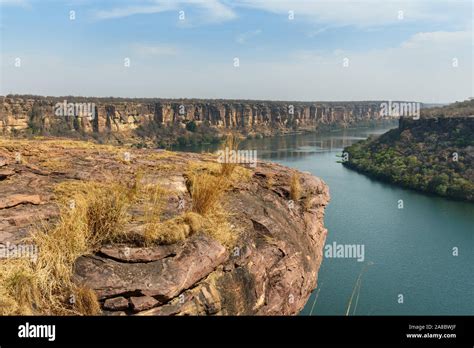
0, 93, 460, 106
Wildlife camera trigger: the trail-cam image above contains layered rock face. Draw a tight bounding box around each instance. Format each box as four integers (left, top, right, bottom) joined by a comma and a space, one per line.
0, 139, 329, 315
1, 96, 388, 136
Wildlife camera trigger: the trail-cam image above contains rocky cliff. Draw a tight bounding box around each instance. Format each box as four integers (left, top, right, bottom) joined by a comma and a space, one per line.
1, 96, 391, 140
0, 138, 329, 315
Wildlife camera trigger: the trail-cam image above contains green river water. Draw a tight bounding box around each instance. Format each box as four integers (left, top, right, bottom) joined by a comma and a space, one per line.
174, 123, 474, 315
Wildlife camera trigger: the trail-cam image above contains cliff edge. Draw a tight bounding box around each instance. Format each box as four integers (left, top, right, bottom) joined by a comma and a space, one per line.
0, 138, 329, 315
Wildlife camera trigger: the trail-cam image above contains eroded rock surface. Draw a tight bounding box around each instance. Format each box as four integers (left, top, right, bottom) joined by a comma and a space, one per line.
0, 139, 329, 315
74, 234, 228, 301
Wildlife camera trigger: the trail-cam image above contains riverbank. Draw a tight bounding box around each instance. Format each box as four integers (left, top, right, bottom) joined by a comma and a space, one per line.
343, 116, 474, 202
206, 125, 472, 315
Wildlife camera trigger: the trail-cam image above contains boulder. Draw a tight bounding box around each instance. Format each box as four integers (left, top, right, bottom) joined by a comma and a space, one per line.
73, 234, 228, 301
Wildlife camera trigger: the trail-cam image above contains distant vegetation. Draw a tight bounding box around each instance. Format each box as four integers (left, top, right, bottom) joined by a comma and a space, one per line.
135, 120, 220, 148
343, 100, 474, 201
421, 98, 474, 118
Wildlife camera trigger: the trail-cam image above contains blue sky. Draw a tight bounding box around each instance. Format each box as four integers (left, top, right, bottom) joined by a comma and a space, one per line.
0, 0, 472, 102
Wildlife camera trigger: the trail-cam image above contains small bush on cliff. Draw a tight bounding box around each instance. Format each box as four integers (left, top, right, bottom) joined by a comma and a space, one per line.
219, 134, 241, 177
143, 212, 204, 245
186, 120, 197, 132
181, 165, 239, 247
290, 173, 302, 201
54, 181, 132, 247
190, 173, 228, 215
71, 286, 101, 315
26, 104, 44, 135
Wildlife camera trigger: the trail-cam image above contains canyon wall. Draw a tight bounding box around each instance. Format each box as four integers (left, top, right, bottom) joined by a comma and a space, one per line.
1, 96, 392, 137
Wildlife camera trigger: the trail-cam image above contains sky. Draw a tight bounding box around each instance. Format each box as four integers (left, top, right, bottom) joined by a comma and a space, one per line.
0, 0, 472, 103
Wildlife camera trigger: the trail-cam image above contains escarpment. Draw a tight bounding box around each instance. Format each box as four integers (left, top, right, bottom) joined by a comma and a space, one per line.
0, 138, 329, 315
1, 96, 392, 141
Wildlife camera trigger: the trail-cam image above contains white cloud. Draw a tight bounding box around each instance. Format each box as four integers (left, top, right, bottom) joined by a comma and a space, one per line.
236, 29, 262, 44
94, 3, 175, 20
233, 0, 470, 29
401, 30, 472, 48
197, 0, 236, 22
132, 43, 178, 57
93, 0, 236, 23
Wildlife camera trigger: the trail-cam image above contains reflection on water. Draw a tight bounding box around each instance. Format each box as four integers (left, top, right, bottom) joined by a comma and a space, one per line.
173, 121, 396, 162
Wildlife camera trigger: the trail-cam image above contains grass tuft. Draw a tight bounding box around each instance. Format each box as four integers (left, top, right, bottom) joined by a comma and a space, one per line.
190, 173, 228, 216
219, 134, 240, 177
72, 286, 101, 315
290, 173, 302, 201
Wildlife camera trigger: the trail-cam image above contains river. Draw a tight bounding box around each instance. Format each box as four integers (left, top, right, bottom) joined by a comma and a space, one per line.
174, 123, 474, 315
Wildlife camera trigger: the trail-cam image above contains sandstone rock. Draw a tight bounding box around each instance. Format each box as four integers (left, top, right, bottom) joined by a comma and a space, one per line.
99, 245, 176, 263
0, 169, 15, 180
103, 297, 129, 311
102, 310, 127, 316
199, 285, 221, 314
1, 138, 330, 316
1, 96, 389, 136
130, 296, 159, 312
73, 234, 229, 301
0, 194, 41, 209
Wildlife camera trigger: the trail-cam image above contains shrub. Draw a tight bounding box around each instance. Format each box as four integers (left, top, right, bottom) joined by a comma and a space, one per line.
186, 120, 197, 132
290, 173, 302, 201
219, 134, 240, 177
190, 173, 228, 215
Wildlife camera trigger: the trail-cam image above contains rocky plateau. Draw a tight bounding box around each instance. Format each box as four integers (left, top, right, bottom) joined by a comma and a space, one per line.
0, 138, 329, 315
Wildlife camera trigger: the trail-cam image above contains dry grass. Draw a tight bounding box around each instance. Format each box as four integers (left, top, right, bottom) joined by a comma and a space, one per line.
39, 158, 70, 171
190, 172, 237, 247
290, 173, 302, 201
141, 183, 172, 244
0, 138, 243, 315
145, 150, 177, 162
266, 173, 275, 189
0, 178, 148, 315
0, 259, 39, 315
190, 173, 228, 215
303, 195, 314, 210
219, 134, 240, 177
54, 181, 131, 247
142, 185, 166, 224
143, 212, 201, 245
143, 210, 237, 248
71, 286, 101, 315
201, 210, 237, 248
0, 137, 114, 152
188, 161, 252, 186
142, 168, 239, 248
